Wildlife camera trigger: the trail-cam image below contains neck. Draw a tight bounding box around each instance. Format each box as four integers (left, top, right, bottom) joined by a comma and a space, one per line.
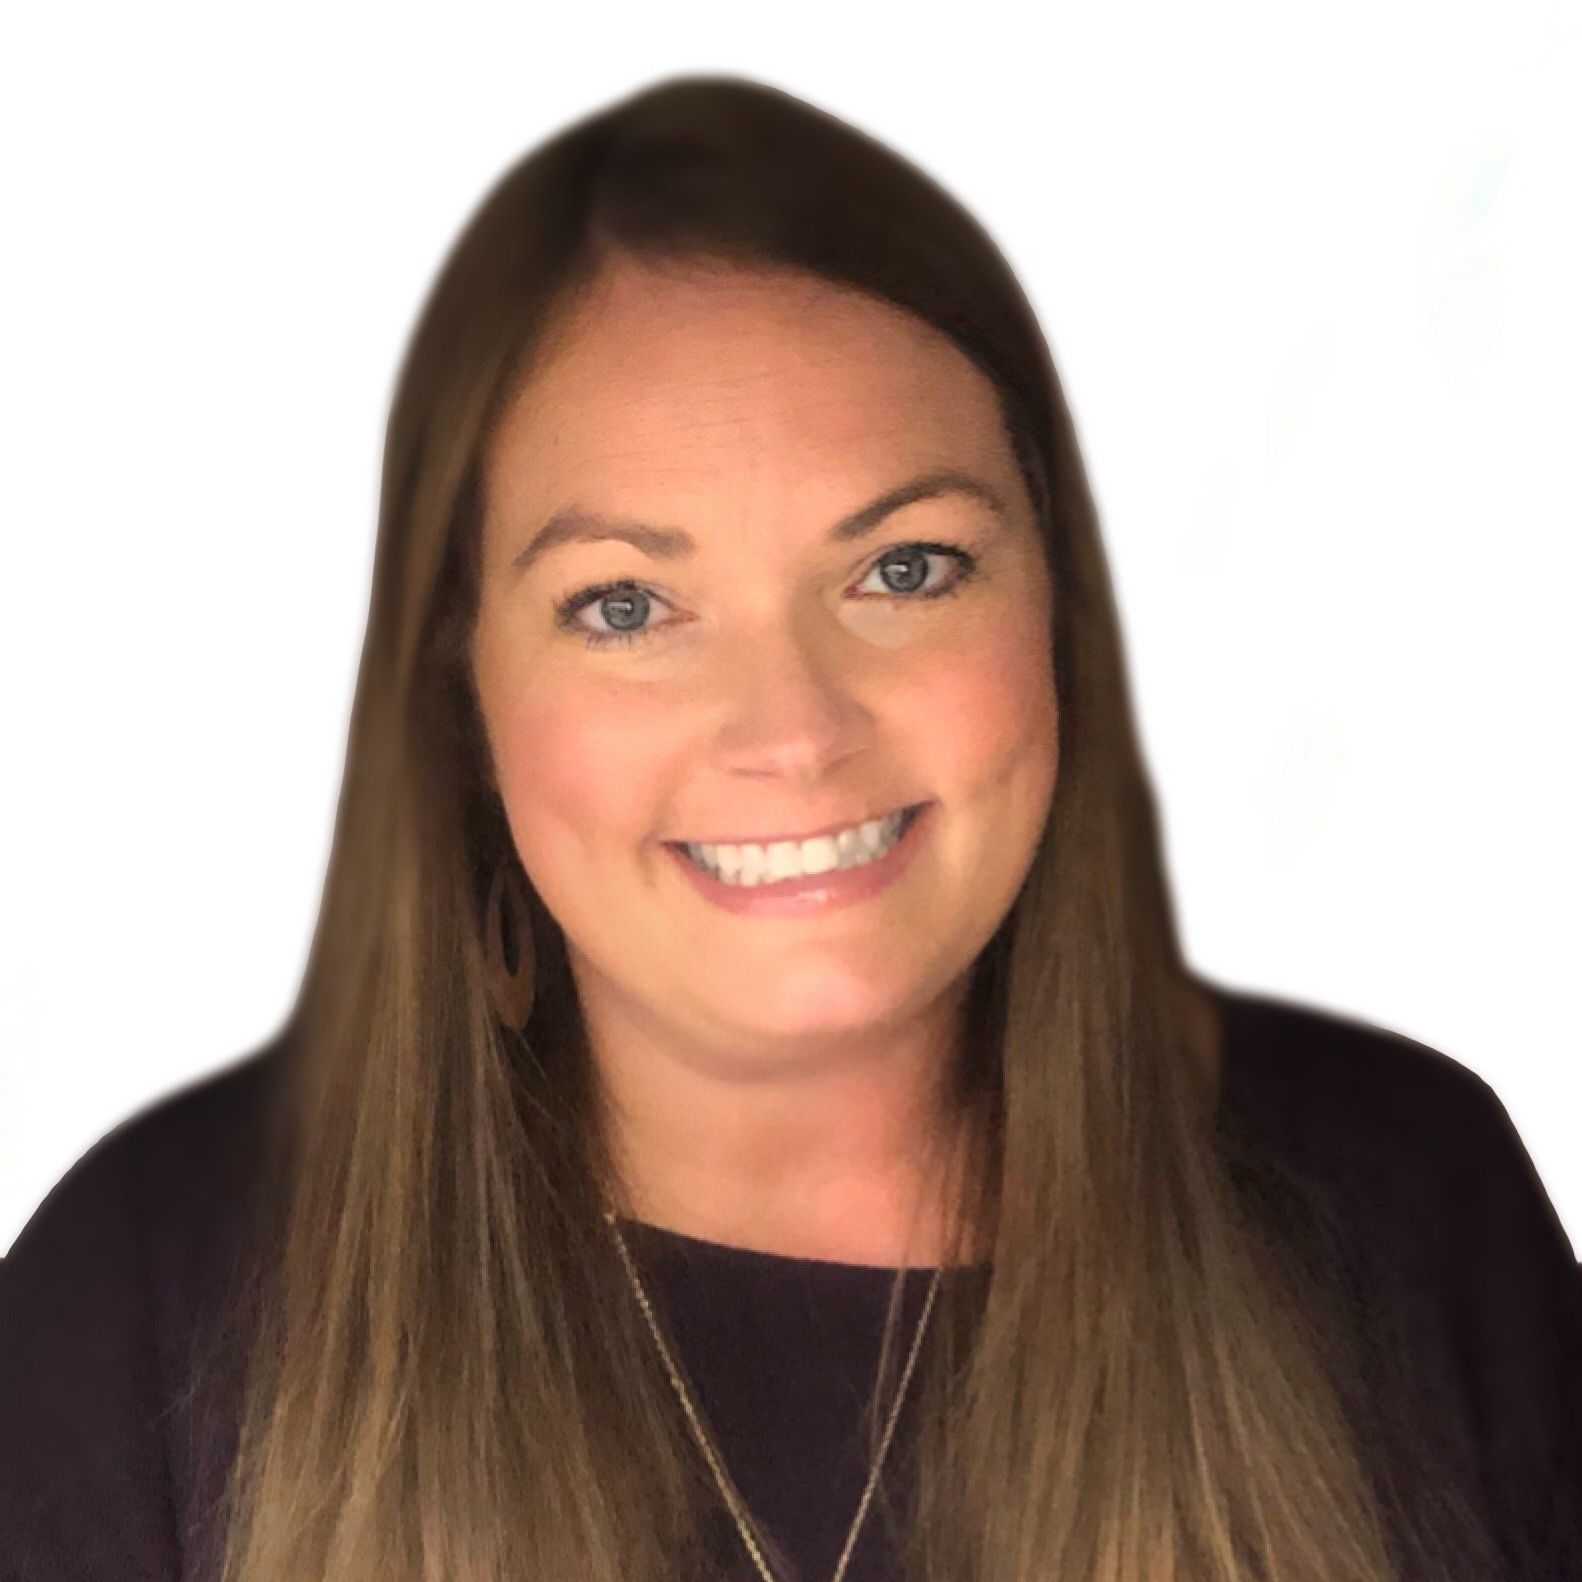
605, 1075, 979, 1268
583, 976, 979, 1269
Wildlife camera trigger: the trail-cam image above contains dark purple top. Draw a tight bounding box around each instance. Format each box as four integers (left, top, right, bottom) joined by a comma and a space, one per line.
2, 985, 1579, 1580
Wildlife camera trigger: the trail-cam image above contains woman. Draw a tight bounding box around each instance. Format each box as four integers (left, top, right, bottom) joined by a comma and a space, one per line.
1, 74, 1576, 1582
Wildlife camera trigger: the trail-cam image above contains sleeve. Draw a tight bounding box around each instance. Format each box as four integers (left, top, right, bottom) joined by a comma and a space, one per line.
1440, 1076, 1582, 1580
0, 1125, 183, 1581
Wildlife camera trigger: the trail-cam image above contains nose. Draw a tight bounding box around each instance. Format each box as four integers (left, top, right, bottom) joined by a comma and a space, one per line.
710, 619, 874, 782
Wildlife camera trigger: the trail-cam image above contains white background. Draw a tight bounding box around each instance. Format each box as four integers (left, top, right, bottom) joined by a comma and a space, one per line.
2, 2, 1577, 1257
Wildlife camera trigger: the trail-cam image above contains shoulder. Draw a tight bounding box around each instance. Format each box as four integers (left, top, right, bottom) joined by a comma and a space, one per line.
1212, 980, 1577, 1321
1213, 982, 1506, 1171
0, 1041, 287, 1580
3, 1040, 285, 1298
1211, 982, 1582, 1574
1214, 983, 1579, 1312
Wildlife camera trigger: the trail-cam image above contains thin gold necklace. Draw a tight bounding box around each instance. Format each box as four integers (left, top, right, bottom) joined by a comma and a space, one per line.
602, 1207, 942, 1582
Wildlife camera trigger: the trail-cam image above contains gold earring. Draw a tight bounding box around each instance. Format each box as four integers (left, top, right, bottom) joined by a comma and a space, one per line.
482, 857, 537, 1030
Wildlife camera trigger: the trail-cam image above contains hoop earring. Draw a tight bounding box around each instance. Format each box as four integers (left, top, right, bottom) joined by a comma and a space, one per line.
482, 857, 537, 1031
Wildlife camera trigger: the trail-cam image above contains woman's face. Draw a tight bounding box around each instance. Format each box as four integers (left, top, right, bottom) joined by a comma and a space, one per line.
473, 256, 1059, 1076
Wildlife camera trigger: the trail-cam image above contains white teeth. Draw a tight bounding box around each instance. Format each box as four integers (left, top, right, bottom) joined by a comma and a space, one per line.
682, 808, 912, 886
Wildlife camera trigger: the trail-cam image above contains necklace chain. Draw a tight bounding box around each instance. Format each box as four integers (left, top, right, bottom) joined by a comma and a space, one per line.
602, 1208, 942, 1582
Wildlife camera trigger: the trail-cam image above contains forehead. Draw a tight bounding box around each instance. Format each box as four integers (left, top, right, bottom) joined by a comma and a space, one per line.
484, 260, 1015, 517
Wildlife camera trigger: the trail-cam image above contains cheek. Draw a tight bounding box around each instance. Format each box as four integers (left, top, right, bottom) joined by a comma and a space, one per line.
490, 686, 669, 871
917, 614, 1058, 801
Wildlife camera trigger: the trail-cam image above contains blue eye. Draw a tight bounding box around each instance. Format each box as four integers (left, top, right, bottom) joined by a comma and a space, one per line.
553, 542, 979, 650
554, 582, 655, 649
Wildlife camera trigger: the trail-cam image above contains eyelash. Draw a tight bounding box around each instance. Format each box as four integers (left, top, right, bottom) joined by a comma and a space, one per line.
552, 541, 982, 650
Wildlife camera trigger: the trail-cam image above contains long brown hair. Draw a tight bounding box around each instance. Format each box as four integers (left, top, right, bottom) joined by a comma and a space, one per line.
208, 76, 1505, 1581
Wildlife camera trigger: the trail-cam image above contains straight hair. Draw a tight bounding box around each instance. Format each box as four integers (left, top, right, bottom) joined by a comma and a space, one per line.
204, 75, 1509, 1582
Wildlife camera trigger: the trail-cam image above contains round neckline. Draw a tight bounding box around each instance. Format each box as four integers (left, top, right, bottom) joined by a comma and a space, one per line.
610, 1214, 992, 1276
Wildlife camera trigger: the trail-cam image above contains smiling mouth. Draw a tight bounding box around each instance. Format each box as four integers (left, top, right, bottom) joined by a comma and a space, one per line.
665, 801, 930, 889
662, 802, 928, 852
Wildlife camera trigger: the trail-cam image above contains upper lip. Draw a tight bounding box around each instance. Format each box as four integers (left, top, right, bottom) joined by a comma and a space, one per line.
665, 801, 926, 849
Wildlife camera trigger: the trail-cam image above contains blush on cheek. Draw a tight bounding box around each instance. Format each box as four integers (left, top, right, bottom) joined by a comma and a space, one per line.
927, 626, 1058, 785
491, 692, 672, 871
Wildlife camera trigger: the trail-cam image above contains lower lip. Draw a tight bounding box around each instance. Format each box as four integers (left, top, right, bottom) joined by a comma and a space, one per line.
660, 803, 934, 918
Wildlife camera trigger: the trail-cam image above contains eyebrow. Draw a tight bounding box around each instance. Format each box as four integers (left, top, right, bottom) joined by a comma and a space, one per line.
508, 467, 1010, 577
